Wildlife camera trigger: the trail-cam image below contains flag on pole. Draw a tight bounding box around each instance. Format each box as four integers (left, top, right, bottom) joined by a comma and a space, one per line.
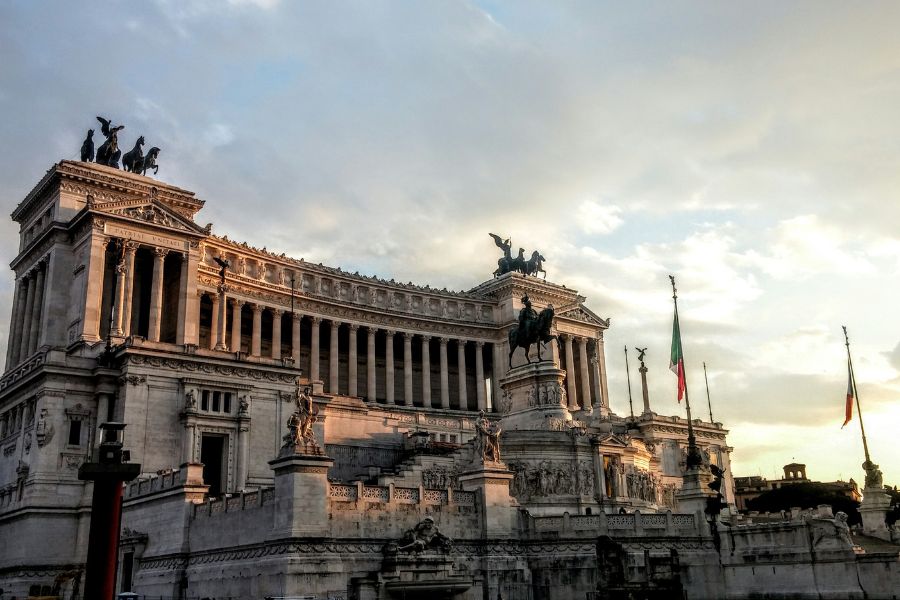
841, 360, 854, 428
670, 308, 686, 402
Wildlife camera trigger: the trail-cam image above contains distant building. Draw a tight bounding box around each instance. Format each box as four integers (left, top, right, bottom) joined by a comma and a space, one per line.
734, 463, 861, 511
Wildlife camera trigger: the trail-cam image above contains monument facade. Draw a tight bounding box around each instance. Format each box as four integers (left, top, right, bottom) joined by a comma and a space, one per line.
0, 160, 895, 599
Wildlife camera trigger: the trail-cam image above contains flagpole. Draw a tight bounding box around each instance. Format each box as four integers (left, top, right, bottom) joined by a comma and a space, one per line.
842, 326, 870, 463
624, 346, 635, 419
670, 275, 702, 469
703, 361, 714, 423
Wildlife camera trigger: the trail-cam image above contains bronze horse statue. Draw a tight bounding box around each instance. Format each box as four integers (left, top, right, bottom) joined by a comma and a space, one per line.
524, 251, 546, 278
122, 136, 144, 173
508, 304, 556, 368
95, 116, 124, 168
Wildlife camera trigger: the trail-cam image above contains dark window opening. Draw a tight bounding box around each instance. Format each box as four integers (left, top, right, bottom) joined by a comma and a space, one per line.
223, 392, 231, 414
200, 434, 225, 497
122, 550, 135, 592
201, 390, 210, 411
68, 420, 82, 446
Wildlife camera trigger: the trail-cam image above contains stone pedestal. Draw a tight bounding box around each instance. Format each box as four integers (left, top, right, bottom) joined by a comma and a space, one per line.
459, 462, 517, 538
859, 485, 892, 541
268, 452, 334, 538
499, 361, 571, 431
676, 467, 716, 535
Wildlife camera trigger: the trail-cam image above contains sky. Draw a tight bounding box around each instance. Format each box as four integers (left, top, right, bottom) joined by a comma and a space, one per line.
1, 1, 898, 486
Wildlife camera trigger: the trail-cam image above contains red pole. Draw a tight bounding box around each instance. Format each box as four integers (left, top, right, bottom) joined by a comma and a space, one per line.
83, 477, 125, 600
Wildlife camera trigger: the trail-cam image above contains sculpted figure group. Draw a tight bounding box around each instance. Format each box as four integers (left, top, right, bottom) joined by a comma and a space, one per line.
489, 233, 546, 278
474, 410, 502, 463
79, 115, 161, 176
282, 378, 318, 453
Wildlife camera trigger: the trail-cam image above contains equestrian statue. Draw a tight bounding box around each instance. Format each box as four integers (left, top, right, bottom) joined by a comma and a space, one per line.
508, 294, 557, 368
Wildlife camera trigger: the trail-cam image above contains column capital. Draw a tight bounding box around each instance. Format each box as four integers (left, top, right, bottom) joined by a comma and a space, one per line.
439, 337, 449, 345
348, 323, 360, 332
329, 318, 342, 327
402, 331, 414, 341
421, 334, 432, 342
383, 328, 395, 337
251, 303, 264, 315
153, 247, 169, 258
269, 307, 283, 317
457, 338, 467, 348
291, 311, 303, 323
230, 298, 245, 308
124, 240, 139, 253
474, 340, 485, 349
310, 315, 322, 325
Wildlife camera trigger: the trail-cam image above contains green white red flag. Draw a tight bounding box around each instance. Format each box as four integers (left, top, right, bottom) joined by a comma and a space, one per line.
670, 308, 686, 402
842, 360, 854, 428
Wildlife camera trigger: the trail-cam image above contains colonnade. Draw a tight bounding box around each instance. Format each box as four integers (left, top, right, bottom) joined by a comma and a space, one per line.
198, 293, 607, 412
5, 258, 48, 369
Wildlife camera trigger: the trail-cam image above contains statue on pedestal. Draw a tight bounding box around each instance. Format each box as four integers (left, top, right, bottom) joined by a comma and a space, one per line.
474, 410, 502, 463
863, 460, 883, 489
508, 295, 557, 367
489, 233, 548, 278
95, 116, 125, 168
282, 378, 319, 453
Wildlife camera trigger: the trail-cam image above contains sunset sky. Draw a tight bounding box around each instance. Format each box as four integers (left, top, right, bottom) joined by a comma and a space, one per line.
1, 1, 898, 485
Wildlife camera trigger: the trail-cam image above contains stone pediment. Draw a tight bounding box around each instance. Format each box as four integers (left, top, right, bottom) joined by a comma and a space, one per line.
596, 433, 630, 448
556, 304, 609, 328
93, 197, 208, 236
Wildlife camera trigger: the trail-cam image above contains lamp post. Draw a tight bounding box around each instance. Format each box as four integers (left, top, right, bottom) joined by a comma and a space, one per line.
78, 422, 141, 600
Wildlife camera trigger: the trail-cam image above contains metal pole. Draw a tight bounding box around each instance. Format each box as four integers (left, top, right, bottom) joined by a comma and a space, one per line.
624, 346, 634, 419
670, 275, 702, 469
842, 326, 871, 463
703, 361, 713, 423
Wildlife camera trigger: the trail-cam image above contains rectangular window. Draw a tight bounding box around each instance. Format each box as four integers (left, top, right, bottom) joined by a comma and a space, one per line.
68, 420, 82, 446
201, 390, 210, 411
223, 393, 231, 414
212, 391, 221, 412
122, 551, 134, 592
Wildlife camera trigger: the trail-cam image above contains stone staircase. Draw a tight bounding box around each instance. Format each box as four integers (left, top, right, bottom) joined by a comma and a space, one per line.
377, 440, 478, 489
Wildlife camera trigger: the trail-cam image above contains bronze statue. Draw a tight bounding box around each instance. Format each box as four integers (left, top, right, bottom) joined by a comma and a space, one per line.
95, 116, 125, 168
636, 347, 647, 364
490, 233, 547, 278
475, 410, 502, 463
213, 256, 230, 286
282, 378, 318, 450
141, 147, 161, 176
122, 136, 145, 173
508, 295, 557, 367
80, 129, 94, 162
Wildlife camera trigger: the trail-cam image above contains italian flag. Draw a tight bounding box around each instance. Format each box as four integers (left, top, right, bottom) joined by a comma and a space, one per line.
670, 308, 686, 402
841, 361, 854, 428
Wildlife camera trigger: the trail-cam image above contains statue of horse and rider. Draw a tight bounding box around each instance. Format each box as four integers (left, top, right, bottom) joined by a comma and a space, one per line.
489, 233, 546, 278
80, 115, 161, 176
508, 294, 557, 368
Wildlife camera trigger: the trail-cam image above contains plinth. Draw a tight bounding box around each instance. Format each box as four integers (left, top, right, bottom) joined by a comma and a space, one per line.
499, 361, 571, 431
459, 461, 517, 538
675, 467, 716, 535
268, 450, 334, 538
859, 485, 892, 541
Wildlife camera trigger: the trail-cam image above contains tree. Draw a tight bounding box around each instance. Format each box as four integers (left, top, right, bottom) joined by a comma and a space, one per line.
746, 482, 861, 525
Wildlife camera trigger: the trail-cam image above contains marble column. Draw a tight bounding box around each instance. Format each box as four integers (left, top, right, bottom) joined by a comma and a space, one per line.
421, 336, 432, 408
439, 337, 450, 409
175, 252, 190, 344
457, 340, 468, 410
309, 317, 321, 383
5, 278, 25, 368
367, 327, 376, 401
18, 272, 34, 361
270, 309, 283, 359
121, 242, 137, 336
579, 337, 592, 413
209, 293, 220, 350
250, 304, 263, 356
596, 333, 610, 412
384, 330, 395, 404
291, 313, 302, 365
563, 335, 579, 411
475, 342, 486, 412
329, 320, 340, 394
182, 421, 196, 464
147, 248, 168, 342
403, 332, 413, 406
230, 299, 244, 353
112, 257, 127, 336
348, 325, 359, 397
215, 288, 228, 351
491, 342, 503, 413
81, 235, 109, 341
236, 416, 250, 491
27, 264, 46, 356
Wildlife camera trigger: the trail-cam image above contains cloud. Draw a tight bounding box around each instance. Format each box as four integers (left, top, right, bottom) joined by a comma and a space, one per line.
577, 200, 623, 234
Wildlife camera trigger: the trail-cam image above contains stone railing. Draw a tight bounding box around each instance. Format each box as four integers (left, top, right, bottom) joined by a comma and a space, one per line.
528, 510, 698, 537
193, 488, 274, 518
0, 349, 48, 392
329, 483, 475, 507
125, 464, 206, 499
